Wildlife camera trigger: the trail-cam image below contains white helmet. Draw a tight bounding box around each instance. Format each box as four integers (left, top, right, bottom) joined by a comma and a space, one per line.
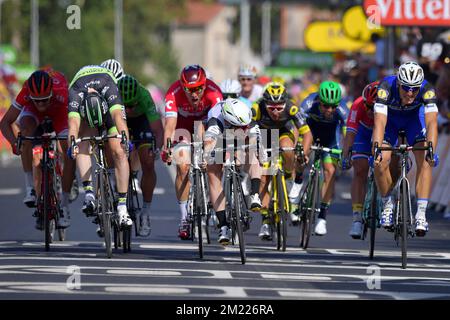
101, 59, 124, 80
221, 98, 252, 127
397, 61, 424, 87
238, 65, 256, 78
220, 79, 241, 96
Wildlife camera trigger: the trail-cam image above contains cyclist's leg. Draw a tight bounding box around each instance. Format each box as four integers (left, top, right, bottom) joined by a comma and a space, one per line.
57, 133, 76, 227
410, 107, 434, 235
77, 123, 97, 215
18, 114, 38, 206
136, 143, 156, 236
207, 163, 229, 243
258, 173, 272, 240
349, 126, 372, 237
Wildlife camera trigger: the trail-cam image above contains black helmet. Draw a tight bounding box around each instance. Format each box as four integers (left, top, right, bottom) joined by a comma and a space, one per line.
80, 92, 108, 128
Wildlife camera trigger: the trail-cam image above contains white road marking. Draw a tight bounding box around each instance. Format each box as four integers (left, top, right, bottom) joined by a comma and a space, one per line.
106, 270, 181, 276
105, 286, 189, 294
0, 188, 22, 195
262, 274, 332, 281
279, 290, 359, 299
153, 188, 165, 195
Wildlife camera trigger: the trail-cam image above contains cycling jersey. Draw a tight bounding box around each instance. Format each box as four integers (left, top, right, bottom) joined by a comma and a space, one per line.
347, 96, 374, 159
301, 92, 347, 148
124, 84, 160, 123
374, 75, 438, 115
347, 96, 374, 134
374, 75, 437, 146
13, 69, 68, 112
68, 66, 124, 118
164, 78, 222, 132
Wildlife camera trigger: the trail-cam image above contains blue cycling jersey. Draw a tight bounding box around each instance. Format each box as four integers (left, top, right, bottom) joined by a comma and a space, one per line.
374, 75, 438, 115
301, 92, 348, 147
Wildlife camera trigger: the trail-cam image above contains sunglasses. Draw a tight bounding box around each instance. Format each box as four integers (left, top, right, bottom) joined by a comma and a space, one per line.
400, 84, 420, 93
239, 77, 254, 82
223, 93, 239, 99
31, 97, 51, 104
184, 86, 204, 95
267, 105, 284, 112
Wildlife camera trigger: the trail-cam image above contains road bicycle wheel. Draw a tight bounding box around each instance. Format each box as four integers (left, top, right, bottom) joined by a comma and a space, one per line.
369, 182, 378, 260
99, 172, 113, 258
300, 171, 318, 250
42, 162, 51, 251
233, 173, 246, 264
195, 171, 203, 259
122, 225, 131, 253
400, 180, 409, 269
276, 173, 288, 252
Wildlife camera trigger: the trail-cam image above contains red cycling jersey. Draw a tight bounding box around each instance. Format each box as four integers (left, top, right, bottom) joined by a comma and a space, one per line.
12, 69, 68, 111
346, 96, 374, 134
165, 78, 222, 132
16, 69, 69, 135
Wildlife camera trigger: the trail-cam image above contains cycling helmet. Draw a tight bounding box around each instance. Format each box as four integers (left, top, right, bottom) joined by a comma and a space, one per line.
220, 79, 241, 98
362, 81, 380, 107
28, 70, 52, 99
263, 82, 288, 105
319, 81, 342, 105
238, 65, 257, 78
180, 64, 207, 89
221, 98, 252, 127
80, 92, 108, 128
397, 61, 424, 87
118, 74, 139, 104
100, 59, 124, 80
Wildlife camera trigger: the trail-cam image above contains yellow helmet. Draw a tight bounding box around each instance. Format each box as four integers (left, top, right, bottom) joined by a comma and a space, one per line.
263, 81, 288, 104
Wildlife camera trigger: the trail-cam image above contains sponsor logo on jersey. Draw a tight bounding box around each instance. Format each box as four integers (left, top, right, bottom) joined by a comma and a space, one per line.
424, 90, 435, 100
289, 105, 298, 116
377, 89, 388, 99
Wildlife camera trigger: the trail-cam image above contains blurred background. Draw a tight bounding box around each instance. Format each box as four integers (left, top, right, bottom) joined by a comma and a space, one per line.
0, 0, 449, 210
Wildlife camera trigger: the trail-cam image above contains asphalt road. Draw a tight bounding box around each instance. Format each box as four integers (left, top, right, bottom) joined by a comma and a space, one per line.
1, 159, 450, 300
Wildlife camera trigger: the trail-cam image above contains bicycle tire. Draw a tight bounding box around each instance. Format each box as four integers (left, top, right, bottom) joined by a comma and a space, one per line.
277, 173, 288, 251
113, 223, 120, 249
195, 171, 203, 259
369, 181, 378, 260
43, 159, 51, 251
123, 225, 131, 253
400, 179, 409, 269
233, 173, 246, 264
301, 170, 319, 250
100, 172, 113, 258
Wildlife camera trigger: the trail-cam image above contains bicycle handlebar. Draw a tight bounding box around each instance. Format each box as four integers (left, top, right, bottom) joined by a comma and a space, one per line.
311, 145, 342, 155
17, 132, 67, 151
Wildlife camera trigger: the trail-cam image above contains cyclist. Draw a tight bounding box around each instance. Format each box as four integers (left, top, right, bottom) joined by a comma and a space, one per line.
372, 61, 439, 236
6, 70, 75, 228
238, 65, 263, 103
68, 65, 133, 228
203, 98, 256, 244
118, 74, 163, 237
161, 64, 223, 240
0, 67, 78, 208
300, 81, 348, 236
342, 81, 379, 239
251, 82, 312, 240
219, 78, 251, 107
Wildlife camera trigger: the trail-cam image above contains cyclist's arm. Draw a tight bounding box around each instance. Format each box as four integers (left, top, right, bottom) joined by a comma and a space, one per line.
0, 105, 21, 147
372, 111, 387, 154
301, 128, 313, 157
149, 119, 164, 150
163, 117, 177, 149
68, 112, 81, 141
425, 111, 438, 149
110, 107, 130, 139
342, 130, 356, 159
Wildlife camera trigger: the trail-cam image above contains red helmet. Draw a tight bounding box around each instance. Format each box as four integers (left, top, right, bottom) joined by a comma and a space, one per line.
362, 81, 379, 107
28, 70, 53, 99
180, 65, 206, 89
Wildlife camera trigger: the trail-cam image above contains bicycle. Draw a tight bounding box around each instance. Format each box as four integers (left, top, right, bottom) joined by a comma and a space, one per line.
71, 130, 130, 258
212, 142, 253, 264
17, 130, 67, 251
263, 144, 304, 251
360, 157, 382, 260
298, 140, 342, 249
374, 131, 433, 269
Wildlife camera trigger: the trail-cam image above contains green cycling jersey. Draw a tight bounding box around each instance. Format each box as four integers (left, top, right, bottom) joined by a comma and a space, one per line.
124, 83, 160, 123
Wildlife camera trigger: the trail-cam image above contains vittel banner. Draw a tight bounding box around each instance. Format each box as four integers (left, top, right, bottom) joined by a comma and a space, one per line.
364, 0, 450, 26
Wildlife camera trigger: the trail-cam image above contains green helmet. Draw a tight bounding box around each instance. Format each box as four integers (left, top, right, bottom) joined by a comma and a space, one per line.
118, 74, 139, 105
319, 81, 342, 105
